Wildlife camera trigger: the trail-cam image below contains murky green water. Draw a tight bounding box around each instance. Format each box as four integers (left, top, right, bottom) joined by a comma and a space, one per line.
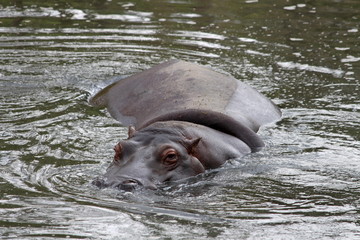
1, 0, 359, 239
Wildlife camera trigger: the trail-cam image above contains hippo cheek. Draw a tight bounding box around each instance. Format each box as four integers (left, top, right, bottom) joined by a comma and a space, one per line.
190, 157, 206, 175
166, 157, 205, 182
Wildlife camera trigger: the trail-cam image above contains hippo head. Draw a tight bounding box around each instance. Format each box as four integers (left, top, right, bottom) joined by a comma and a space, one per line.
93, 124, 205, 191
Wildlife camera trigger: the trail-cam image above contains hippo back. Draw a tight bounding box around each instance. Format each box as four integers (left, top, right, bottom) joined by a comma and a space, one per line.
90, 60, 281, 133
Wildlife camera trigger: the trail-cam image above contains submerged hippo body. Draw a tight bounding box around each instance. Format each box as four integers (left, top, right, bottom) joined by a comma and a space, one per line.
90, 60, 281, 190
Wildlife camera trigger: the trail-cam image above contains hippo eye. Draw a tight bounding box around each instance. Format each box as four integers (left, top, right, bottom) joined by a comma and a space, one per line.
162, 149, 178, 167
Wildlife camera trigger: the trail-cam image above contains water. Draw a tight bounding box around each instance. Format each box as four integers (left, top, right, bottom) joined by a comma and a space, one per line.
0, 0, 359, 239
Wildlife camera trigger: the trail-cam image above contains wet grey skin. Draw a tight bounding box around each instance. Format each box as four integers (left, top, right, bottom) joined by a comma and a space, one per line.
90, 60, 281, 191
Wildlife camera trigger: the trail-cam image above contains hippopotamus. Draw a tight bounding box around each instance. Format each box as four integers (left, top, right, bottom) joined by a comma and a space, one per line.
90, 59, 281, 191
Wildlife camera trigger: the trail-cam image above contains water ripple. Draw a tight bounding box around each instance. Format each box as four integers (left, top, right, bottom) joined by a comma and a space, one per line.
1, 0, 359, 239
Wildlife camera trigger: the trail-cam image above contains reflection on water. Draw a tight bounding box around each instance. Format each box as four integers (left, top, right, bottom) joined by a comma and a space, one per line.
0, 0, 359, 239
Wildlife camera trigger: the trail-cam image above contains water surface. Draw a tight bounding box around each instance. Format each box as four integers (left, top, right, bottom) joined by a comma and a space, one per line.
0, 0, 359, 239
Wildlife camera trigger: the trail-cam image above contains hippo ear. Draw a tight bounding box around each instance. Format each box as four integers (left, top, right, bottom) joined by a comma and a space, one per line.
113, 143, 122, 161
185, 137, 202, 155
128, 126, 136, 139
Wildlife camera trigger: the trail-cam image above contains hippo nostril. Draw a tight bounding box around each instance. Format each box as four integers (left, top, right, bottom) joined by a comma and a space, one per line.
122, 179, 139, 185
117, 179, 142, 191
92, 178, 107, 189
93, 177, 145, 191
